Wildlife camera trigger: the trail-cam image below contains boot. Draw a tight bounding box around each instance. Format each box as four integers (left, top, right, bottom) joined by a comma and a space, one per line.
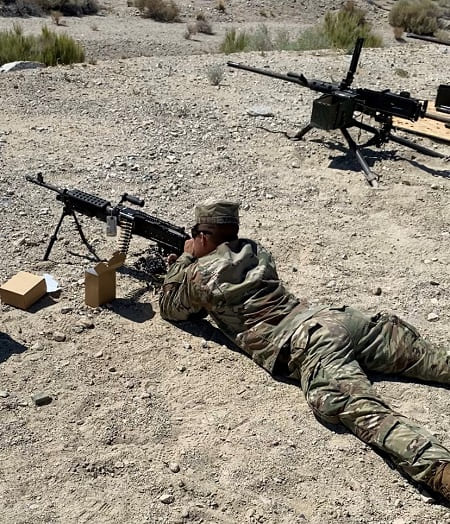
425, 462, 450, 501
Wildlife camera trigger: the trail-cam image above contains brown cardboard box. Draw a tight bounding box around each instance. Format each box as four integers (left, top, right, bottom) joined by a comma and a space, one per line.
0, 271, 47, 310
85, 251, 126, 308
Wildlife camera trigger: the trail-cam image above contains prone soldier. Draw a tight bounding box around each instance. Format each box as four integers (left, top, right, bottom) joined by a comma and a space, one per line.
159, 199, 450, 501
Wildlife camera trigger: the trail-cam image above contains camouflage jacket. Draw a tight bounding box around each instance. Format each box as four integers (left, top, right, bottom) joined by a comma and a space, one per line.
159, 239, 323, 373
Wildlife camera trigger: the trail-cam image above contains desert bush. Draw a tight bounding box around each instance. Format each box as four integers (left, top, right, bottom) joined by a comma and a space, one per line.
389, 0, 442, 35
323, 1, 383, 49
135, 0, 179, 22
50, 9, 64, 25
247, 24, 273, 52
206, 64, 224, 86
0, 0, 99, 16
220, 27, 251, 53
0, 23, 84, 65
195, 13, 213, 35
294, 26, 332, 50
216, 0, 225, 13
184, 21, 197, 39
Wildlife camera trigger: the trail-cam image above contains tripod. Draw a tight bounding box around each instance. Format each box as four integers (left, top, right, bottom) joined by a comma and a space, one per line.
290, 114, 447, 187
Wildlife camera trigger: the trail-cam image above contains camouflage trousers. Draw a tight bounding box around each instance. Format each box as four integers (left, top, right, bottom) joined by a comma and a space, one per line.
287, 306, 450, 487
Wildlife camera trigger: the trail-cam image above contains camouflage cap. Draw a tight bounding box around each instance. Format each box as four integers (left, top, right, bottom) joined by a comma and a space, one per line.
194, 198, 240, 226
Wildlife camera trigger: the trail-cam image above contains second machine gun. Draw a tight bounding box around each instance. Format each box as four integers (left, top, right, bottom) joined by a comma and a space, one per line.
228, 38, 447, 187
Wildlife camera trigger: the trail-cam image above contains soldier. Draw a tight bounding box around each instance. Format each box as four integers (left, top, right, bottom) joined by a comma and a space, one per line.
159, 199, 450, 501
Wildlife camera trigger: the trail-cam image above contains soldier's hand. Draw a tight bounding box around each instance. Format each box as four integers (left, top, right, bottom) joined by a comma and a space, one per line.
167, 254, 178, 266
184, 238, 195, 257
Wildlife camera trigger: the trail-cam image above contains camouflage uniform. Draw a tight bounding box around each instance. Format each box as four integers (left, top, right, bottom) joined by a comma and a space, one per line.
160, 201, 450, 498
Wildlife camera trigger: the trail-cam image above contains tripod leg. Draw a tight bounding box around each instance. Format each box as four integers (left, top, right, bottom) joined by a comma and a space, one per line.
289, 123, 314, 141
71, 211, 101, 261
341, 128, 379, 187
389, 133, 447, 159
44, 208, 68, 260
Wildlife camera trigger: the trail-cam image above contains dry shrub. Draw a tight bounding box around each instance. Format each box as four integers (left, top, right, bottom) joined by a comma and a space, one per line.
135, 0, 180, 22
184, 22, 197, 39
216, 0, 225, 13
195, 13, 214, 35
389, 0, 442, 35
0, 23, 85, 65
0, 0, 99, 16
206, 64, 224, 86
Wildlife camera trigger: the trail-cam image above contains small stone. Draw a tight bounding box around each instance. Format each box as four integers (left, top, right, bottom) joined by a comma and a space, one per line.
247, 106, 273, 117
140, 392, 151, 399
181, 508, 189, 518
201, 340, 208, 348
79, 318, 95, 329
31, 342, 44, 351
60, 306, 73, 314
372, 287, 382, 296
32, 392, 52, 406
427, 312, 440, 322
169, 462, 180, 473
53, 332, 66, 342
94, 351, 103, 358
0, 390, 9, 398
183, 343, 192, 350
160, 493, 175, 504
108, 366, 117, 373
178, 366, 186, 373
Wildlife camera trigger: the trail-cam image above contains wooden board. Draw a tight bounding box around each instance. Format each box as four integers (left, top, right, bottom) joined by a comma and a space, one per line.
393, 102, 450, 143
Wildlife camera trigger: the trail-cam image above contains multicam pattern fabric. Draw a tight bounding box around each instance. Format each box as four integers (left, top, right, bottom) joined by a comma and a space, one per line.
159, 239, 325, 372
288, 306, 450, 487
160, 241, 450, 495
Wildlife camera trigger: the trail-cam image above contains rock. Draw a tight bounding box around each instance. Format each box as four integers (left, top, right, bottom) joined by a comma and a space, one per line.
169, 462, 180, 473
160, 493, 175, 504
31, 342, 44, 351
53, 332, 66, 342
60, 306, 73, 314
247, 106, 274, 117
32, 392, 53, 406
0, 390, 9, 398
372, 287, 382, 296
0, 61, 45, 73
94, 351, 103, 358
108, 366, 117, 372
427, 312, 440, 322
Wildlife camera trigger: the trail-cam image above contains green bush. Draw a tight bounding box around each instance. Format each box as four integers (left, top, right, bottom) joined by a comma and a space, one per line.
0, 0, 99, 17
294, 27, 332, 51
134, 0, 180, 22
323, 2, 383, 49
0, 23, 85, 66
220, 27, 251, 53
389, 0, 442, 35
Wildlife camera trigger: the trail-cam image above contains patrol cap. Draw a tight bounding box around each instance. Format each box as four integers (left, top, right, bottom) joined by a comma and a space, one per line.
194, 198, 240, 226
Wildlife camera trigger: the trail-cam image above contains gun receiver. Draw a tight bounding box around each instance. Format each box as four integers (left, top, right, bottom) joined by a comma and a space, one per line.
227, 37, 446, 187
26, 173, 189, 262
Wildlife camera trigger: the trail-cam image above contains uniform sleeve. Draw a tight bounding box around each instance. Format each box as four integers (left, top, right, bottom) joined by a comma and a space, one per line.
159, 253, 209, 321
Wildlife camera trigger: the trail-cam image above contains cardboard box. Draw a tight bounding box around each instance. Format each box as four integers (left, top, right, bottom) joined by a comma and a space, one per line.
85, 251, 126, 308
0, 271, 47, 310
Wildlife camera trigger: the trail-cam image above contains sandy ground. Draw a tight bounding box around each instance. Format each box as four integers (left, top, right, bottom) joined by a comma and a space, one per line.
0, 1, 450, 523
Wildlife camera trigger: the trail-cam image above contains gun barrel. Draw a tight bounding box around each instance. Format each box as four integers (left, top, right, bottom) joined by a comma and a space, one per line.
407, 33, 450, 46
25, 174, 62, 194
227, 61, 308, 86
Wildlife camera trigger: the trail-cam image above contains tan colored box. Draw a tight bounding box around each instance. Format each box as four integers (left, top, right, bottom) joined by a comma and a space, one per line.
85, 251, 126, 308
0, 271, 47, 310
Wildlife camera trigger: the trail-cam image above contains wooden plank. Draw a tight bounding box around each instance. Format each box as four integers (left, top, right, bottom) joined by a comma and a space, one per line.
393, 101, 450, 143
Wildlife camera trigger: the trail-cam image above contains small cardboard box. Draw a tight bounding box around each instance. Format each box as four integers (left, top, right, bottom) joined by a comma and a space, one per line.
0, 271, 47, 310
85, 251, 126, 308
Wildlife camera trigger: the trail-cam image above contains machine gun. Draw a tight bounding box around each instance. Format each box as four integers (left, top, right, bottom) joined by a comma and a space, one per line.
228, 37, 447, 186
26, 174, 189, 277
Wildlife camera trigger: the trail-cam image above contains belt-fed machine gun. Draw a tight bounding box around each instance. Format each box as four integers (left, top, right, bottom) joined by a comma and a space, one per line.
26, 173, 189, 279
228, 38, 448, 187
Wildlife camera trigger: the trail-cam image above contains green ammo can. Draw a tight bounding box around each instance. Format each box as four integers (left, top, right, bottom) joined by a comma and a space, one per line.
310, 93, 356, 130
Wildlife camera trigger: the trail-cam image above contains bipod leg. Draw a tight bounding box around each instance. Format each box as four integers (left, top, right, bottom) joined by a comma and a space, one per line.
289, 123, 314, 141
341, 128, 379, 187
44, 207, 69, 261
389, 133, 447, 159
71, 211, 101, 261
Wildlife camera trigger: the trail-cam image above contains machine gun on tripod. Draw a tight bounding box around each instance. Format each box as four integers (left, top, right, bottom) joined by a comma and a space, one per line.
228, 38, 448, 187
